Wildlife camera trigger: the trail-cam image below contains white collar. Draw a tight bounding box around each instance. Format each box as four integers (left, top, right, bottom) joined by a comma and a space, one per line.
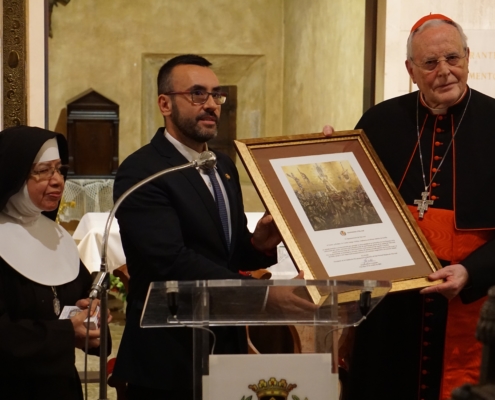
164, 129, 209, 163
0, 213, 79, 285
2, 182, 42, 224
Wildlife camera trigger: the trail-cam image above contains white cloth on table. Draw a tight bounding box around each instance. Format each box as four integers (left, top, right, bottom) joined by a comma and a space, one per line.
72, 211, 296, 277
73, 212, 125, 273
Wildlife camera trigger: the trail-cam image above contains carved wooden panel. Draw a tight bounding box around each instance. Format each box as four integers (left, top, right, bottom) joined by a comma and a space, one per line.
2, 0, 27, 127
67, 89, 119, 178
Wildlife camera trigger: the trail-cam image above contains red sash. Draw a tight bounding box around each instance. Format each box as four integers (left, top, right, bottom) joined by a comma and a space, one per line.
407, 205, 493, 399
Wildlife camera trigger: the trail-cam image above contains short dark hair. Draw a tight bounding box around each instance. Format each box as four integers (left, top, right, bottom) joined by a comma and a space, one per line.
157, 54, 212, 95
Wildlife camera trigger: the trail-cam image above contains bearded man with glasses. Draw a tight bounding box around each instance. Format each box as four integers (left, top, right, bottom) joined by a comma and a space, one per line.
323, 14, 495, 400
110, 54, 294, 399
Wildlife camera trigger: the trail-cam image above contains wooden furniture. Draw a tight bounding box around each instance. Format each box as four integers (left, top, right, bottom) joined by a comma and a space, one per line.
66, 89, 119, 178
208, 85, 237, 161
247, 325, 302, 354
243, 268, 302, 355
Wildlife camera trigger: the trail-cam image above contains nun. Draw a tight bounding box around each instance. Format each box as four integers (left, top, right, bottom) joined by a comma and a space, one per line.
0, 126, 108, 399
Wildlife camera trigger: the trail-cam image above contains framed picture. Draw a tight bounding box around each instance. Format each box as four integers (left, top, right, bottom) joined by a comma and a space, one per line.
235, 130, 441, 296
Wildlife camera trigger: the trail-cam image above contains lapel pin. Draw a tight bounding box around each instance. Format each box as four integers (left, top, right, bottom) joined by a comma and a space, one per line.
225, 173, 231, 180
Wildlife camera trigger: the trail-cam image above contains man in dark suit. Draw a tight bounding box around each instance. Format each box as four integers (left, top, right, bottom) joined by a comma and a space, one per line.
112, 54, 287, 399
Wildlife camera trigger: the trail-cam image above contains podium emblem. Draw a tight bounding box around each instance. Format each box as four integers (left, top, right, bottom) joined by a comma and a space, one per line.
245, 377, 306, 400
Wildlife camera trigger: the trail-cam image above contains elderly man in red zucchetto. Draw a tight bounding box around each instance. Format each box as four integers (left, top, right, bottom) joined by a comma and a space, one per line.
324, 13, 495, 400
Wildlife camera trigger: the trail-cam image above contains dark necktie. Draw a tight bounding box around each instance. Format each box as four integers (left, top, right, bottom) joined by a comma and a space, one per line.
207, 169, 230, 249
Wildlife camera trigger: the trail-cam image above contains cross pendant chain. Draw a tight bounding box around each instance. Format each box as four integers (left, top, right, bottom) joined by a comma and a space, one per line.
51, 286, 61, 316
412, 89, 471, 222
414, 191, 434, 219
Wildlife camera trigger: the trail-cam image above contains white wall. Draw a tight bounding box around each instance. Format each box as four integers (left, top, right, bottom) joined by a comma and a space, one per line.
378, 0, 495, 102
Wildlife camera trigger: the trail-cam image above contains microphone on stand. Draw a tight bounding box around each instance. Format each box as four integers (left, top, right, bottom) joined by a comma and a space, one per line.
359, 280, 377, 317
89, 271, 107, 300
91, 151, 216, 400
166, 280, 179, 318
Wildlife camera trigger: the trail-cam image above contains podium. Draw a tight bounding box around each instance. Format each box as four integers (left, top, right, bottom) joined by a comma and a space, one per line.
141, 279, 391, 399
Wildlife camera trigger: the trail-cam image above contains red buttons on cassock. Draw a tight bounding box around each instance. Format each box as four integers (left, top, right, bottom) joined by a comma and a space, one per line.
422, 370, 428, 375
435, 141, 443, 146
438, 115, 443, 120
432, 168, 437, 173
434, 156, 442, 161
424, 327, 431, 332
431, 183, 439, 188
431, 196, 439, 200
436, 128, 443, 133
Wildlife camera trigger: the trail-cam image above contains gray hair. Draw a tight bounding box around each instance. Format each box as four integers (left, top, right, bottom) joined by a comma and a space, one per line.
406, 19, 468, 60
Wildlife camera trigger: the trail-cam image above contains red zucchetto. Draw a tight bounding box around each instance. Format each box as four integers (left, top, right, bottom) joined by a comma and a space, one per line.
410, 13, 453, 32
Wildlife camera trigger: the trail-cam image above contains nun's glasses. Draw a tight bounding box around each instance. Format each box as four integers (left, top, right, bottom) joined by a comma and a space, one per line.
30, 165, 69, 181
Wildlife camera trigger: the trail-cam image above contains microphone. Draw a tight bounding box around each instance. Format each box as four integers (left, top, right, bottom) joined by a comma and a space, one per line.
166, 281, 179, 318
196, 150, 216, 172
359, 290, 372, 316
91, 150, 216, 400
359, 280, 377, 316
89, 271, 107, 300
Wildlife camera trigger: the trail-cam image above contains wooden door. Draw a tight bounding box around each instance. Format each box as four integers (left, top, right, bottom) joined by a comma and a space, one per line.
208, 85, 237, 161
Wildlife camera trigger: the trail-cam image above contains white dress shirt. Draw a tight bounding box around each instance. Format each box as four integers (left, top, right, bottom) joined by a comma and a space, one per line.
164, 130, 231, 242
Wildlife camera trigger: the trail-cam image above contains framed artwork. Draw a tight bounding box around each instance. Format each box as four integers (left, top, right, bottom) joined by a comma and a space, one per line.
235, 130, 441, 297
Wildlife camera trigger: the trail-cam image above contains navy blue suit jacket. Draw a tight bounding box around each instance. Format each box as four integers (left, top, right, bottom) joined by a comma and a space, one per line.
112, 128, 275, 390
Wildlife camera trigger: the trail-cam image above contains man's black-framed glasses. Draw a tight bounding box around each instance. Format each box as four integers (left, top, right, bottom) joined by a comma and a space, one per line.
164, 90, 227, 105
410, 52, 467, 72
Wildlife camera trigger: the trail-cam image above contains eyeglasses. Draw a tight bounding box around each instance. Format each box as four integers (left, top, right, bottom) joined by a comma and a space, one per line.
410, 53, 467, 72
164, 90, 227, 105
30, 165, 69, 181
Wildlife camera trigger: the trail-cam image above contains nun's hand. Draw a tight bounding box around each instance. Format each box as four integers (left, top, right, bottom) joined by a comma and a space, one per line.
71, 309, 101, 349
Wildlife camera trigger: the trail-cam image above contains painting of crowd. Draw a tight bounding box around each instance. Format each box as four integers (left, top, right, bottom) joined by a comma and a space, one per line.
282, 161, 382, 231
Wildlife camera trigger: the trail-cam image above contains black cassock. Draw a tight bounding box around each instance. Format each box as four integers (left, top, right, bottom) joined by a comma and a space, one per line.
344, 88, 495, 400
0, 259, 93, 400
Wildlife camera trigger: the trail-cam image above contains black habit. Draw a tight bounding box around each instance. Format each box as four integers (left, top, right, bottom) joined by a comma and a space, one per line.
0, 261, 93, 399
0, 126, 107, 400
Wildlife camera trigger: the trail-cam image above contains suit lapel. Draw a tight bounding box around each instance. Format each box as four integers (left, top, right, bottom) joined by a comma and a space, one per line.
151, 130, 230, 253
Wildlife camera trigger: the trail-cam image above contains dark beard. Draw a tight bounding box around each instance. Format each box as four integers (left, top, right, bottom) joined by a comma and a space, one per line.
170, 101, 218, 144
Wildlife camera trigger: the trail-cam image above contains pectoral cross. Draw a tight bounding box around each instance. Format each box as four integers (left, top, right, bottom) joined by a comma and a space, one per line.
414, 191, 434, 219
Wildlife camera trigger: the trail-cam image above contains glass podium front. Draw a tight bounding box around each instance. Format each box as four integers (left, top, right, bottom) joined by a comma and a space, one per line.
141, 279, 391, 399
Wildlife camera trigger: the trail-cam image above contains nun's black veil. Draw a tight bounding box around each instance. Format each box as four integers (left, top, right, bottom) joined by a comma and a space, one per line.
0, 125, 69, 221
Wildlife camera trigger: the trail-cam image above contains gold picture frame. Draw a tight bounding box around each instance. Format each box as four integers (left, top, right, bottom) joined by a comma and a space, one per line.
235, 130, 441, 296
